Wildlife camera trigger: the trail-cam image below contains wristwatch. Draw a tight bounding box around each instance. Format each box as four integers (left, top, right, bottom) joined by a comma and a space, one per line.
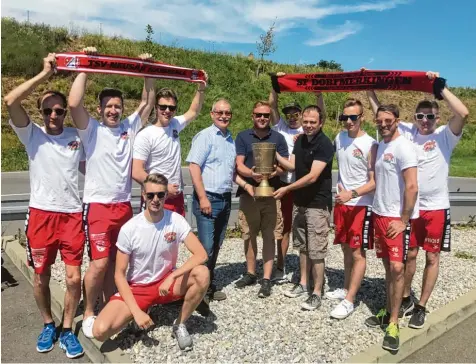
351, 190, 359, 199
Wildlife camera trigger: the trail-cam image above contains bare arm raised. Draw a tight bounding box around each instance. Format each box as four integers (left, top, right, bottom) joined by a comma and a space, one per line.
4, 53, 56, 128
181, 74, 208, 127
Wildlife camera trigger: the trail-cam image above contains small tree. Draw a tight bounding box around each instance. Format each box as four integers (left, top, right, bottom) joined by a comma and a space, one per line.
145, 24, 154, 53
256, 20, 277, 76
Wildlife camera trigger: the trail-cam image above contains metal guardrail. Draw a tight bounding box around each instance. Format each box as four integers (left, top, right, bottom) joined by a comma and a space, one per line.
2, 191, 476, 225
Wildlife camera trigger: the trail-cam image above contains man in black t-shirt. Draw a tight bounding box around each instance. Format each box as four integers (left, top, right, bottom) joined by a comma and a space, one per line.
275, 105, 334, 311
234, 100, 289, 298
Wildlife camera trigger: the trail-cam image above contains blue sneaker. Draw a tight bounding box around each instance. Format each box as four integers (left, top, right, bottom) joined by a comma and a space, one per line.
59, 331, 84, 359
36, 323, 56, 353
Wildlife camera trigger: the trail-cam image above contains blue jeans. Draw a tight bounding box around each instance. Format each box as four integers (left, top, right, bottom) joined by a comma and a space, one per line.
193, 191, 231, 283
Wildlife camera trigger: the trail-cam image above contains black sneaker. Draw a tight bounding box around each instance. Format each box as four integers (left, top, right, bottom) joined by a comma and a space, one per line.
207, 284, 227, 301
399, 297, 414, 318
258, 279, 272, 298
235, 272, 257, 288
409, 304, 426, 329
365, 308, 390, 328
382, 323, 400, 352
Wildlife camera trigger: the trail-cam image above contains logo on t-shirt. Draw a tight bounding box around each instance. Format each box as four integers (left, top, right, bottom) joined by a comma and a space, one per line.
164, 232, 177, 244
423, 140, 436, 152
120, 131, 129, 140
383, 153, 395, 164
173, 129, 179, 139
352, 148, 364, 161
67, 140, 81, 150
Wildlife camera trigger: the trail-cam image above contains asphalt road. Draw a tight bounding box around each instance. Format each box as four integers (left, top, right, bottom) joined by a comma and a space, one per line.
403, 312, 476, 363
2, 169, 476, 200
1, 254, 90, 363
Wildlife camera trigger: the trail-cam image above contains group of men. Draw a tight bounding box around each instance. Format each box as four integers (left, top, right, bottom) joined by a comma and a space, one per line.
4, 47, 469, 358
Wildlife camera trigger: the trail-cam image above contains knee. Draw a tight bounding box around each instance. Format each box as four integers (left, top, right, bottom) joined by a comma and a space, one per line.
91, 319, 109, 342
406, 248, 418, 261
89, 259, 108, 275
390, 263, 405, 278
426, 252, 440, 266
191, 265, 210, 290
65, 270, 81, 289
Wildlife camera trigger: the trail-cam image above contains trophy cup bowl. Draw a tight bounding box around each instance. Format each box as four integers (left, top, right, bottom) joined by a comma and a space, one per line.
252, 142, 277, 197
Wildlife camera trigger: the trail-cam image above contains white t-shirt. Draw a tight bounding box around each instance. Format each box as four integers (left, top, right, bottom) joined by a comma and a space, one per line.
273, 118, 303, 184
133, 115, 187, 191
335, 131, 377, 207
399, 122, 461, 210
116, 210, 191, 284
9, 121, 85, 213
78, 113, 142, 204
373, 135, 419, 219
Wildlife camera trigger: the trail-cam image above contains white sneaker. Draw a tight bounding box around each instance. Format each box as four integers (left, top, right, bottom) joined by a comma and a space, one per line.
325, 288, 347, 301
330, 299, 354, 319
82, 315, 97, 339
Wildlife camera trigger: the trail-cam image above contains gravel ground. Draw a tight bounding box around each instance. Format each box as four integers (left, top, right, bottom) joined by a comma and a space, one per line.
50, 227, 476, 363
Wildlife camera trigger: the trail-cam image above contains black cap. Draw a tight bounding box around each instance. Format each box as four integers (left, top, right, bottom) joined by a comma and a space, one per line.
282, 102, 302, 113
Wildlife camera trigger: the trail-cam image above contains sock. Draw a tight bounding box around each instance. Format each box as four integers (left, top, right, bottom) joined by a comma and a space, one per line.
44, 321, 55, 328
62, 327, 72, 333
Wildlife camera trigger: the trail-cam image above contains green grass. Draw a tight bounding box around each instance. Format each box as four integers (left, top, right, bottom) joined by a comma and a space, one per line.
1, 17, 476, 177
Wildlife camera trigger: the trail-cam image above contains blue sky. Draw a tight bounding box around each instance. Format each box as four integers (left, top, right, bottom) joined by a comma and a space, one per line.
3, 0, 475, 87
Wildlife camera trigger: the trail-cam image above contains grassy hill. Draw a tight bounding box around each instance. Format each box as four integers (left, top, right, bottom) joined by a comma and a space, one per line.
2, 18, 475, 176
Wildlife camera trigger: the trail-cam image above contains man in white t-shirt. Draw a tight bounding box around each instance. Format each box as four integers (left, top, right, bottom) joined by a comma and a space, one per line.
269, 76, 325, 282
364, 104, 419, 353
4, 54, 85, 358
89, 173, 209, 352
325, 98, 378, 320
367, 73, 469, 329
68, 47, 156, 336
132, 78, 208, 216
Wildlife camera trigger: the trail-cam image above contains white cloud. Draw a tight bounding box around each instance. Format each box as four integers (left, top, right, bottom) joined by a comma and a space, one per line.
1, 0, 407, 45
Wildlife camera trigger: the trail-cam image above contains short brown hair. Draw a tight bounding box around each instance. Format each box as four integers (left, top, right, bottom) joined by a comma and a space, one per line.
302, 105, 323, 123
156, 88, 178, 104
98, 88, 124, 107
343, 98, 364, 114
252, 100, 271, 110
143, 173, 168, 187
376, 104, 399, 118
37, 90, 67, 109
416, 100, 439, 112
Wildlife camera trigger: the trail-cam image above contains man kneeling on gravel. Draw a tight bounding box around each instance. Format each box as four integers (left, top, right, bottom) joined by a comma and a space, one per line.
89, 173, 210, 351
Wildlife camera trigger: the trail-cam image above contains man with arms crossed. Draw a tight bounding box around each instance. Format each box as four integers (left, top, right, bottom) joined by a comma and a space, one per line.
4, 54, 85, 358
90, 173, 209, 351
367, 73, 468, 328
234, 101, 288, 298
365, 104, 419, 352
186, 98, 236, 302
274, 105, 334, 311
68, 48, 156, 337
326, 98, 377, 319
269, 76, 325, 282
132, 79, 207, 216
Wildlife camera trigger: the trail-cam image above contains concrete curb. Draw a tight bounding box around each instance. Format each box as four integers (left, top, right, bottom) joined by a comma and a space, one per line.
346, 287, 476, 363
2, 237, 132, 364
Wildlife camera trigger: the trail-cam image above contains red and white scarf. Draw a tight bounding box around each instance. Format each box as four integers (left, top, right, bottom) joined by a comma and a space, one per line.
55, 53, 207, 85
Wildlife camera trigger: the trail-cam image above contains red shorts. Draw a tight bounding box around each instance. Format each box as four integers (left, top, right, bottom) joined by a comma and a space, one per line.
83, 202, 133, 260
141, 192, 185, 217
281, 190, 294, 234
334, 204, 374, 250
410, 209, 451, 252
110, 271, 183, 311
373, 214, 411, 263
25, 207, 85, 274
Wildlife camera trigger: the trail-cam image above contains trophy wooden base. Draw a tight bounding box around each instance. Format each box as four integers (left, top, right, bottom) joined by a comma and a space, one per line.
254, 185, 275, 197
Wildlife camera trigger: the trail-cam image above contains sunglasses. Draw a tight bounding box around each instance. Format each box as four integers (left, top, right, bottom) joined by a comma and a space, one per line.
339, 114, 362, 122
285, 112, 300, 119
157, 104, 177, 112
375, 118, 397, 125
254, 113, 270, 119
213, 110, 232, 117
42, 108, 66, 116
145, 192, 166, 200
415, 113, 437, 120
